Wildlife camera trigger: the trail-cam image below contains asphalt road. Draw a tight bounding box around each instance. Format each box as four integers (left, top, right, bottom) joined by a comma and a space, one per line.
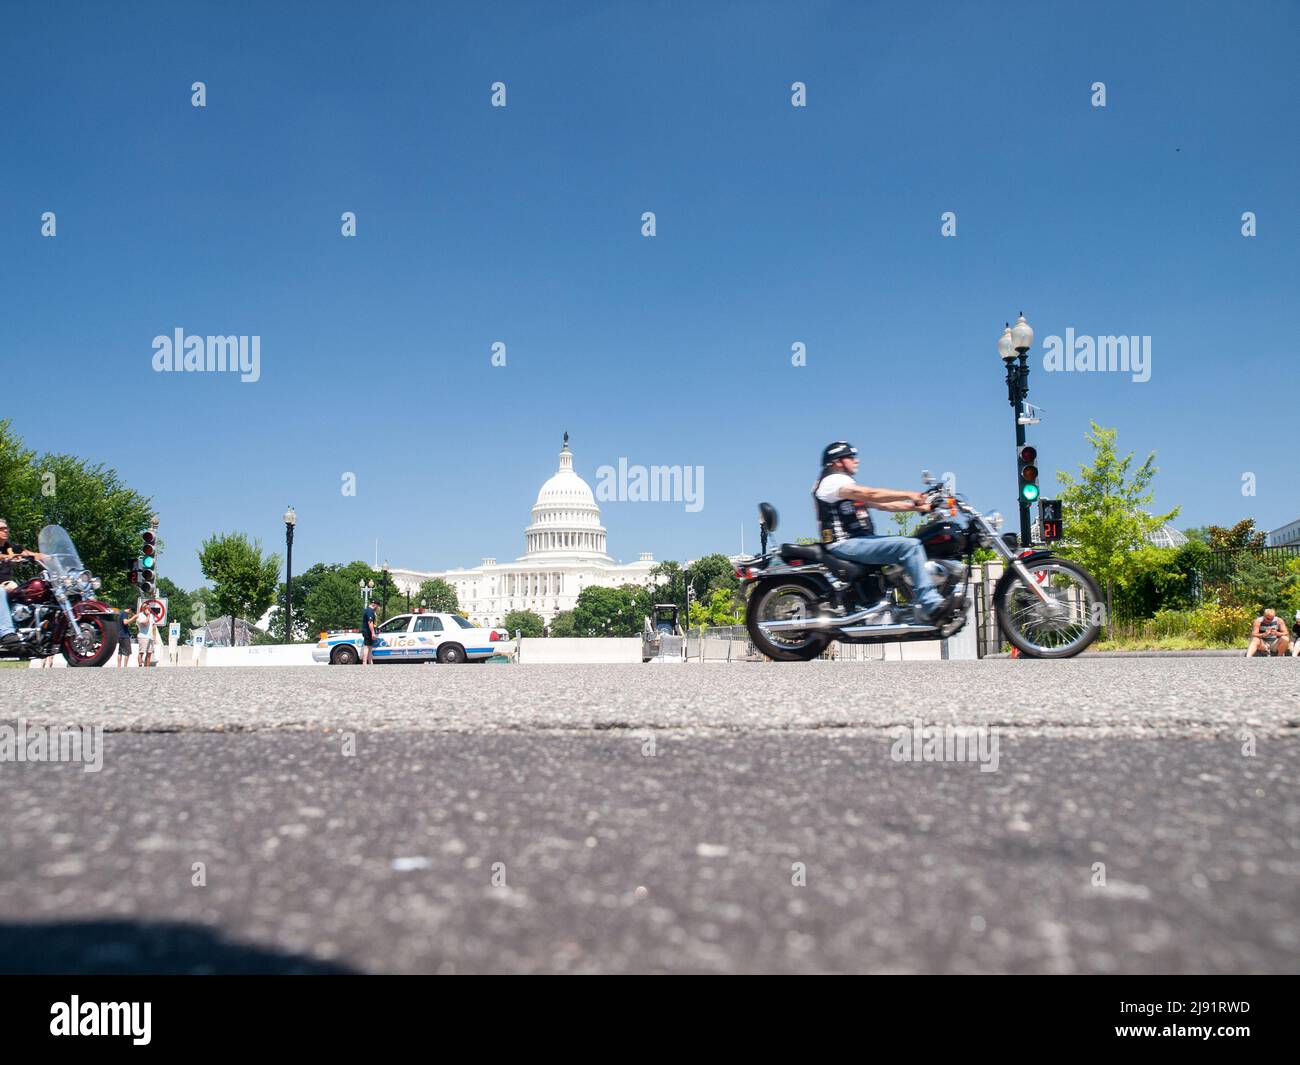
1, 661, 1297, 973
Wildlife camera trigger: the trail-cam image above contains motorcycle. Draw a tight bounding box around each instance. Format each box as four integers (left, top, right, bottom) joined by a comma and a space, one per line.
0, 524, 119, 667
738, 473, 1103, 660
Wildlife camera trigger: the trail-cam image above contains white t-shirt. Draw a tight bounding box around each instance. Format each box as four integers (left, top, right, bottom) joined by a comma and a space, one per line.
816, 473, 855, 504
136, 613, 156, 641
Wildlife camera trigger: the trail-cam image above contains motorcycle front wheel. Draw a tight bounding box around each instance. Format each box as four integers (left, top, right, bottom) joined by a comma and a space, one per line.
994, 557, 1102, 659
62, 615, 116, 667
745, 581, 830, 662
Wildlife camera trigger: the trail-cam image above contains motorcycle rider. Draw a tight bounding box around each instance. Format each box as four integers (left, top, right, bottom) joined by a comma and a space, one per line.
0, 518, 42, 650
813, 442, 951, 622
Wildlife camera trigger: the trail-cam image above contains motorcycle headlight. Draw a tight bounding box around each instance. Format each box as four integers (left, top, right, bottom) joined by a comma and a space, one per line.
987, 511, 1004, 531
91, 578, 102, 590
80, 570, 93, 584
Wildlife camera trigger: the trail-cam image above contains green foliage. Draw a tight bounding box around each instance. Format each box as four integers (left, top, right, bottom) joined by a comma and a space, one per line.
155, 577, 195, 643
502, 609, 545, 638
548, 610, 578, 638
1054, 422, 1179, 619
687, 587, 744, 628
197, 532, 281, 641
304, 569, 369, 634
1206, 519, 1267, 552
1187, 603, 1256, 645
648, 560, 686, 607
890, 511, 919, 537
1111, 543, 1205, 620
571, 584, 654, 636
687, 553, 740, 602
416, 578, 459, 613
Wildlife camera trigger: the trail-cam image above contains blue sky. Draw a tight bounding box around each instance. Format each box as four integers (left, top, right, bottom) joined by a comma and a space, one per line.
3, 0, 1297, 589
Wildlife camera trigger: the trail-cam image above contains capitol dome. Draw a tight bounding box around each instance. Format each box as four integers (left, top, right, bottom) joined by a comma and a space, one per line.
522, 433, 609, 558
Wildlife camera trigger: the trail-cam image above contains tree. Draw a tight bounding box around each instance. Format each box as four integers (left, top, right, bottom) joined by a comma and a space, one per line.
502, 610, 545, 638
1206, 519, 1267, 552
266, 561, 327, 642
687, 553, 739, 601
549, 610, 578, 637
304, 569, 368, 635
1055, 423, 1179, 621
688, 587, 744, 629
890, 511, 920, 537
0, 421, 40, 538
156, 577, 195, 643
572, 585, 644, 636
416, 578, 459, 613
648, 560, 686, 609
198, 533, 281, 646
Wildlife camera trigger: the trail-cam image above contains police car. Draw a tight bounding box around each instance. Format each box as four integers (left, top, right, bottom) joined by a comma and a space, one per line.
313, 612, 513, 665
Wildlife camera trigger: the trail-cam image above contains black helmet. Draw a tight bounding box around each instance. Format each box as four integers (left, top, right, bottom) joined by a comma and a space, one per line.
821, 440, 858, 467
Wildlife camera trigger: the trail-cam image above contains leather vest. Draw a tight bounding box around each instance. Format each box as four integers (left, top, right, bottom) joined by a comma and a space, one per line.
814, 475, 875, 543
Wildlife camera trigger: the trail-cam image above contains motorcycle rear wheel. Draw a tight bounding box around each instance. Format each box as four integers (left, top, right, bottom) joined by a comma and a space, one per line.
745, 581, 830, 662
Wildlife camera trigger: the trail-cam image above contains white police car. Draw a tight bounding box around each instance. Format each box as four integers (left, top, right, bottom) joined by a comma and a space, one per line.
313, 612, 513, 665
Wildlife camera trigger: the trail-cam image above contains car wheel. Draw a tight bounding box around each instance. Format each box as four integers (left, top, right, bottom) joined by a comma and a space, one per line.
332, 645, 359, 665
437, 643, 466, 664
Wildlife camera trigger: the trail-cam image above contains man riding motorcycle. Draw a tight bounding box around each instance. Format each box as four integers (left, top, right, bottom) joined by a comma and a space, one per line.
0, 518, 42, 651
813, 441, 952, 623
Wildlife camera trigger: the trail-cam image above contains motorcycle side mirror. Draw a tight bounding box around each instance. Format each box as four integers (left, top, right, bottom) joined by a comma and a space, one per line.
758, 502, 778, 533
921, 470, 935, 485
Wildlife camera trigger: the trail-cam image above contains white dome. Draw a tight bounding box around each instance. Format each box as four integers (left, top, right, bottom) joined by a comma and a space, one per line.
521, 435, 609, 559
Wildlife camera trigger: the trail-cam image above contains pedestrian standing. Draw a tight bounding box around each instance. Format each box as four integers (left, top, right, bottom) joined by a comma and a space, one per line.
362, 597, 378, 665
134, 605, 157, 668
115, 606, 133, 667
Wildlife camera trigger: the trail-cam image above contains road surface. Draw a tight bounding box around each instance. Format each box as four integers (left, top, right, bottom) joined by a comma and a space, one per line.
1, 660, 1296, 973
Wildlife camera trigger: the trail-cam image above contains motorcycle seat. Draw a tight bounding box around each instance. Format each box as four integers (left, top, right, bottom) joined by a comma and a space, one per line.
779, 542, 867, 581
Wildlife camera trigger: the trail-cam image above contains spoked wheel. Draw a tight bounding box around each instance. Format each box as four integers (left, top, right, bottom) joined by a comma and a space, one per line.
994, 558, 1102, 659
745, 581, 830, 662
62, 615, 116, 667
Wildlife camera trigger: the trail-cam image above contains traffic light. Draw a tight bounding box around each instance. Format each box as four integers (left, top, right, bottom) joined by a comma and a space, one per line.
1017, 445, 1040, 503
1040, 499, 1063, 541
138, 528, 157, 597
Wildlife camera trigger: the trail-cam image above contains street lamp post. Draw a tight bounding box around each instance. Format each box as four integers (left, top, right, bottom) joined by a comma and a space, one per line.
381, 560, 390, 618
1001, 313, 1035, 546
283, 506, 296, 643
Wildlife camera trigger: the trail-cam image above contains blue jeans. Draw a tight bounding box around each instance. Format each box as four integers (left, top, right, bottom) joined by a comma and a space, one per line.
0, 587, 14, 637
827, 535, 943, 616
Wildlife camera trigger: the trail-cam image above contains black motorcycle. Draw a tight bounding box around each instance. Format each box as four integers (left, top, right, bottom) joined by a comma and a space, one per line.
738, 473, 1102, 660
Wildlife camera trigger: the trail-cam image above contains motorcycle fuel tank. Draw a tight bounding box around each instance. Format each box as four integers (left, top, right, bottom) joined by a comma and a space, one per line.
915, 519, 965, 559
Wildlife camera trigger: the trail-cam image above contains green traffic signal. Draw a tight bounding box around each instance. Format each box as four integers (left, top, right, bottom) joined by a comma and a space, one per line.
142, 556, 155, 569
1021, 483, 1040, 502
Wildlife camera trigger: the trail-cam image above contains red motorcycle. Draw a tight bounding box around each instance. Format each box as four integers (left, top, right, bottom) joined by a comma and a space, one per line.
0, 525, 118, 667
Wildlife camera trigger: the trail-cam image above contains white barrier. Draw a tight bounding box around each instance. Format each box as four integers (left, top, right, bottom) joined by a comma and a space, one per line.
517, 637, 641, 664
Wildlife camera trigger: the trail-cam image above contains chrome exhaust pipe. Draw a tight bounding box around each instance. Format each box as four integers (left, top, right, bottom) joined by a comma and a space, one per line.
760, 602, 889, 632
838, 622, 938, 637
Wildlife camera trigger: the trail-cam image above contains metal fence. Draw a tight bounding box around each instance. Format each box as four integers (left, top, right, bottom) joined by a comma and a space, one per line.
1194, 545, 1300, 597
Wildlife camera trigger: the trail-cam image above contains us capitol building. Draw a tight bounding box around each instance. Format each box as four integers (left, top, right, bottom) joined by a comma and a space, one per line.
389, 434, 658, 627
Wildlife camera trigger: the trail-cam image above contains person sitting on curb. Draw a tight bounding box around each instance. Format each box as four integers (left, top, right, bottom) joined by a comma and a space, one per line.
1247, 607, 1291, 657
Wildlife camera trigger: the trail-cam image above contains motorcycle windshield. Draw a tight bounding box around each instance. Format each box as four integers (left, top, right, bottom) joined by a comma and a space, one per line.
37, 525, 84, 578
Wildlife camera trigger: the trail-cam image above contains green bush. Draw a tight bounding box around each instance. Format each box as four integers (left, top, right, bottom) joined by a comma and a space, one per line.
1185, 602, 1254, 645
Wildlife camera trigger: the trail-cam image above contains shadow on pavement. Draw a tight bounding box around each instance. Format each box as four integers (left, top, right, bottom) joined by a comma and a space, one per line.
0, 919, 356, 974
